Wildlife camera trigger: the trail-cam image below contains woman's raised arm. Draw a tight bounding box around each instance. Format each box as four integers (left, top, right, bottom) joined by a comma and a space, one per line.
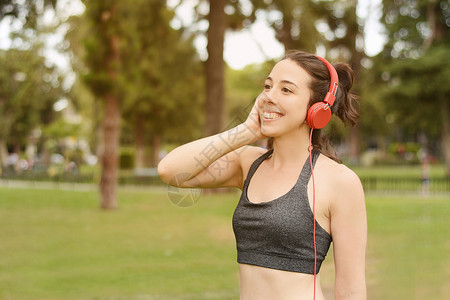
157, 100, 265, 189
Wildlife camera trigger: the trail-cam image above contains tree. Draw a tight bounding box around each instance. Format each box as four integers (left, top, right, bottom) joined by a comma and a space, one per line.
187, 0, 329, 137
0, 48, 63, 169
82, 0, 122, 209
204, 0, 226, 136
255, 0, 366, 162
373, 0, 450, 174
226, 61, 275, 129
322, 0, 366, 163
78, 0, 204, 209
65, 7, 104, 162
189, 0, 263, 136
0, 0, 63, 168
119, 0, 204, 168
254, 0, 323, 52
0, 0, 57, 24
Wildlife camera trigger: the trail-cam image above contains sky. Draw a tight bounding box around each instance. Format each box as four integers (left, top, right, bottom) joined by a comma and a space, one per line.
0, 0, 385, 71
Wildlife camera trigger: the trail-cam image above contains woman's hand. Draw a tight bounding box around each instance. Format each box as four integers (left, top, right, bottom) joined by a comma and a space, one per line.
244, 94, 266, 142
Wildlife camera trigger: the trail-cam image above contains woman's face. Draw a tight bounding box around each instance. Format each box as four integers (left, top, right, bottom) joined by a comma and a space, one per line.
258, 58, 312, 137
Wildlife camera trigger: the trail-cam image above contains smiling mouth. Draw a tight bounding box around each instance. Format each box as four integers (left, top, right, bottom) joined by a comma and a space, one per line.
263, 112, 283, 120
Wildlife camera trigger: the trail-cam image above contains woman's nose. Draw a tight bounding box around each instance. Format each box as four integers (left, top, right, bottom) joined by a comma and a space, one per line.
259, 91, 277, 105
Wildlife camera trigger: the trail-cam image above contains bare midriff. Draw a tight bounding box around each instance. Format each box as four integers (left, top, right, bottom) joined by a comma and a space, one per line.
238, 263, 325, 300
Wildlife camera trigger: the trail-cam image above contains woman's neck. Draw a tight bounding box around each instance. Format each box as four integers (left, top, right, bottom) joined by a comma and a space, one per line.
270, 126, 311, 169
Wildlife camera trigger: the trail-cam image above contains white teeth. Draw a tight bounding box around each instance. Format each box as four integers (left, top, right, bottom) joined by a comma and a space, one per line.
263, 112, 282, 119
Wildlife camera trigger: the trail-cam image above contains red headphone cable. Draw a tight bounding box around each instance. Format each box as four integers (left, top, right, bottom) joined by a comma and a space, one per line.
309, 128, 317, 300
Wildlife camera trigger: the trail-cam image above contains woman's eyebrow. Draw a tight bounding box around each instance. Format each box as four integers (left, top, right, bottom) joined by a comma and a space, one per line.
280, 80, 299, 88
265, 77, 300, 89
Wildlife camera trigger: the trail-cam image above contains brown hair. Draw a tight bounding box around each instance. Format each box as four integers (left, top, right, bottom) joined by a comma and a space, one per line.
266, 50, 359, 162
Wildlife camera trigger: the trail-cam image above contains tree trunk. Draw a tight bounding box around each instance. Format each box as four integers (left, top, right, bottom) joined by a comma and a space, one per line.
204, 0, 226, 136
440, 96, 450, 176
135, 114, 145, 169
100, 94, 120, 210
424, 1, 445, 50
150, 134, 161, 167
347, 51, 363, 164
99, 24, 121, 209
0, 139, 8, 169
278, 21, 294, 51
93, 100, 103, 160
348, 125, 360, 165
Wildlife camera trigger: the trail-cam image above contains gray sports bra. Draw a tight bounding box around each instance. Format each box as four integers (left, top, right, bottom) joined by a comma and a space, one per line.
232, 149, 332, 274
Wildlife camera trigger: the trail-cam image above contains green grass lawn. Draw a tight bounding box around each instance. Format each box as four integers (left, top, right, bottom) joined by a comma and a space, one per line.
351, 163, 447, 178
0, 186, 449, 299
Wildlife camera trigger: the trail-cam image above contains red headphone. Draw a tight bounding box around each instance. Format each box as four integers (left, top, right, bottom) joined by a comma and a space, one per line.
306, 56, 339, 129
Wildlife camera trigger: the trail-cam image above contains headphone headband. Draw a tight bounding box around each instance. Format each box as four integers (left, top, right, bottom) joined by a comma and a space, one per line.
315, 55, 339, 107
306, 55, 340, 129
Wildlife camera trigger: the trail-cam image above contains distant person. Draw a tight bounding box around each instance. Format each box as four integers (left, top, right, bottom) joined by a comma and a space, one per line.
65, 161, 78, 173
158, 50, 367, 300
421, 156, 430, 196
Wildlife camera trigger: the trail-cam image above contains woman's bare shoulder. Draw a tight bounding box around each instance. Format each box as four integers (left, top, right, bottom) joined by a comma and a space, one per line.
316, 155, 364, 204
238, 145, 268, 164
318, 155, 361, 184
236, 145, 268, 177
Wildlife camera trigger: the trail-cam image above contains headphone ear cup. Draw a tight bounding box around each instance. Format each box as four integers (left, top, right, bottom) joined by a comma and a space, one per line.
306, 102, 332, 129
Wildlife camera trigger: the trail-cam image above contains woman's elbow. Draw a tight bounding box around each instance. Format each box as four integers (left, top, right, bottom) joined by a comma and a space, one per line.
335, 290, 366, 300
157, 160, 172, 185
335, 281, 366, 300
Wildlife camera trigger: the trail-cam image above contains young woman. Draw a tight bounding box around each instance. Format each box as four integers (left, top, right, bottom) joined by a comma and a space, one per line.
158, 50, 367, 300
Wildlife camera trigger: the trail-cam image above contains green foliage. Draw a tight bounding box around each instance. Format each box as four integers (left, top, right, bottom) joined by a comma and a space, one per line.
64, 14, 102, 154
226, 61, 274, 127
255, 0, 321, 51
119, 0, 204, 144
42, 118, 81, 140
358, 63, 392, 139
379, 44, 450, 138
193, 0, 261, 32
380, 0, 450, 59
119, 147, 135, 170
359, 1, 450, 176
366, 1, 450, 141
249, 0, 362, 56
388, 142, 420, 155
0, 0, 57, 26
0, 48, 64, 148
78, 0, 204, 145
81, 0, 122, 98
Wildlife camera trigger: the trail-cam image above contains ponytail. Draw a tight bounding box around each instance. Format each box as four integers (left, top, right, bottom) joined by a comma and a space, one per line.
332, 63, 359, 126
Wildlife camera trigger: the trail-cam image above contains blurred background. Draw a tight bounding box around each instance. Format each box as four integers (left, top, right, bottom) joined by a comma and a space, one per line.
0, 0, 449, 206
0, 0, 449, 299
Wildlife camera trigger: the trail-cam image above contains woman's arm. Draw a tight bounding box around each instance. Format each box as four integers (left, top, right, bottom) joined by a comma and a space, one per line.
157, 99, 265, 189
330, 166, 367, 300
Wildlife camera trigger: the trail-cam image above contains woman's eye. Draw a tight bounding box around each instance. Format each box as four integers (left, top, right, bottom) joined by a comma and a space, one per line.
282, 87, 292, 93
264, 84, 271, 90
